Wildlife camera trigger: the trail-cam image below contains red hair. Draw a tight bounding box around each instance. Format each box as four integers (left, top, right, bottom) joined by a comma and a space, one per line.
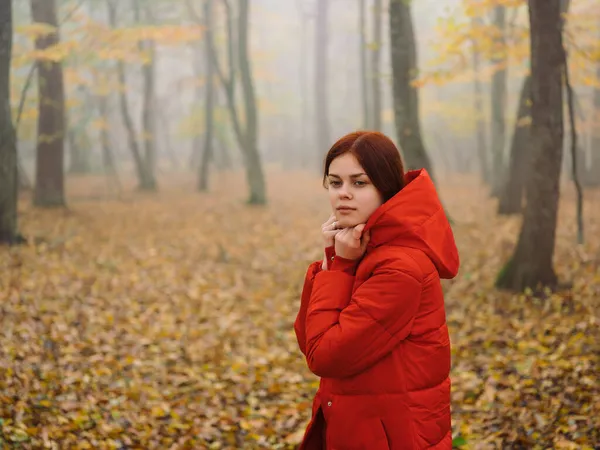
323, 131, 406, 202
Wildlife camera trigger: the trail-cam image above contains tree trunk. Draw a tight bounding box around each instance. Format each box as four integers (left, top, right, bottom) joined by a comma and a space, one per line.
140, 42, 157, 189
116, 62, 150, 189
68, 129, 91, 174
67, 87, 93, 174
389, 0, 435, 179
490, 5, 507, 197
97, 94, 117, 174
198, 0, 214, 192
498, 75, 532, 215
31, 0, 66, 207
359, 0, 369, 129
214, 133, 231, 171
204, 0, 265, 202
18, 156, 32, 191
137, 0, 157, 191
189, 42, 203, 170
0, 0, 20, 243
107, 0, 152, 191
156, 103, 178, 170
370, 0, 382, 131
584, 60, 600, 186
97, 93, 122, 195
471, 15, 489, 183
315, 0, 330, 161
238, 0, 266, 204
496, 0, 564, 291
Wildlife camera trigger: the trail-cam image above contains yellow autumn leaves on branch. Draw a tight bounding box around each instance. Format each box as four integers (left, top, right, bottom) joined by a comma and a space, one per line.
417, 0, 599, 88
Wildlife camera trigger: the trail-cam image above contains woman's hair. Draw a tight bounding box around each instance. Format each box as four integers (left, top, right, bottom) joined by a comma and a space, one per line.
323, 131, 406, 202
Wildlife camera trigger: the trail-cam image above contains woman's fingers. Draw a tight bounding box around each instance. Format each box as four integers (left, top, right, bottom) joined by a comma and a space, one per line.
322, 221, 340, 232
322, 215, 341, 247
322, 214, 336, 227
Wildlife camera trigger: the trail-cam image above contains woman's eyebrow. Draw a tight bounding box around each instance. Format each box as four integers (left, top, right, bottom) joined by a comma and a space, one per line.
328, 173, 366, 178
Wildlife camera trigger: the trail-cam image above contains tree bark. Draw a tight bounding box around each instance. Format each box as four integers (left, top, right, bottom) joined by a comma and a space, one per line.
359, 0, 369, 129
0, 0, 20, 243
137, 0, 157, 190
107, 0, 152, 191
31, 0, 66, 207
471, 15, 489, 184
68, 129, 90, 173
140, 42, 157, 189
560, 0, 583, 244
564, 52, 583, 244
201, 0, 266, 203
189, 42, 203, 170
498, 75, 531, 215
67, 87, 92, 174
584, 60, 600, 186
238, 0, 266, 204
389, 0, 435, 179
490, 5, 507, 197
315, 0, 330, 161
496, 0, 564, 291
97, 93, 122, 196
198, 0, 214, 192
370, 0, 382, 131
97, 94, 117, 174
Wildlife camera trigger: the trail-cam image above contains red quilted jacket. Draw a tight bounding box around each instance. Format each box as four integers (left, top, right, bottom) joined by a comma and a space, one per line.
294, 169, 459, 450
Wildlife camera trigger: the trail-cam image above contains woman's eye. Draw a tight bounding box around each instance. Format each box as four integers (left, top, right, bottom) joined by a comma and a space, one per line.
330, 180, 342, 187
354, 181, 366, 186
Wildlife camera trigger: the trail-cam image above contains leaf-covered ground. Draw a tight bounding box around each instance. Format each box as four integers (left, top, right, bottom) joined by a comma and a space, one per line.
1, 171, 599, 449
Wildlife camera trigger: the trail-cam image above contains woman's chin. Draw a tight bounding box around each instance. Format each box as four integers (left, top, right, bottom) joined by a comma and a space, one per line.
337, 218, 361, 229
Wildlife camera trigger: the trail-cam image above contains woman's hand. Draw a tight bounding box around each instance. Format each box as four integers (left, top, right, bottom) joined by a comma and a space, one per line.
321, 214, 340, 247
334, 224, 370, 261
321, 214, 341, 270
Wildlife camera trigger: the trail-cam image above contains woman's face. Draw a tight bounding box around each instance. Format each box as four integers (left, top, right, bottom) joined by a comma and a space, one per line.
327, 153, 384, 228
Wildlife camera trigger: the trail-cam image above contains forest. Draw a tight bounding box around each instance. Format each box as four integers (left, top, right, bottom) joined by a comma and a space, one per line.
0, 0, 599, 448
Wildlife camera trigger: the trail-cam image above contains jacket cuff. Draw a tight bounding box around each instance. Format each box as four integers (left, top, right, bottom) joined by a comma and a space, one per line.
330, 255, 359, 275
308, 260, 322, 279
324, 246, 335, 265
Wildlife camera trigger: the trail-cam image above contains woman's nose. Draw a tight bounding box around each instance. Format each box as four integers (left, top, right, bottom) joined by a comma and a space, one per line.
338, 185, 352, 199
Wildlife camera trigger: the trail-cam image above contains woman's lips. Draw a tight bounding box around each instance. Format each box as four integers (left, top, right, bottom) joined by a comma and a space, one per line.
336, 207, 355, 215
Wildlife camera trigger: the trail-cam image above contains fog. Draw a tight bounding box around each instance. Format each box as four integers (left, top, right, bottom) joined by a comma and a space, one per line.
12, 0, 597, 183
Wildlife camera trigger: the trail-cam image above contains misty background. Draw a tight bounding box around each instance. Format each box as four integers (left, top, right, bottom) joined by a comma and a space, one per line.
9, 0, 596, 188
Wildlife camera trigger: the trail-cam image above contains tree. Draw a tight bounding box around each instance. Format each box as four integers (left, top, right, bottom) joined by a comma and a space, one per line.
490, 5, 507, 196
584, 57, 600, 186
67, 86, 93, 174
236, 0, 265, 204
470, 13, 489, 184
137, 0, 158, 190
204, 0, 266, 204
497, 75, 531, 215
106, 0, 157, 191
31, 0, 66, 207
198, 0, 215, 192
0, 0, 20, 243
496, 0, 565, 291
389, 0, 435, 179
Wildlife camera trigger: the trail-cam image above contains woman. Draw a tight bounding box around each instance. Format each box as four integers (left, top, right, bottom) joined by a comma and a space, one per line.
294, 131, 459, 449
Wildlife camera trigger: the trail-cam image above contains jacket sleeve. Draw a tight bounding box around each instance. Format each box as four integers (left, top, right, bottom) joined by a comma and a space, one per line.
305, 258, 423, 378
294, 260, 324, 356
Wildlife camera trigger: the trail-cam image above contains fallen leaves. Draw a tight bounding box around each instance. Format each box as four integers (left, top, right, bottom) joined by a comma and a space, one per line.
0, 171, 599, 449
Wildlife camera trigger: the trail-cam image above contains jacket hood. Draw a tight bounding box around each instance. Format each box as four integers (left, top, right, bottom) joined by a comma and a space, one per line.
363, 169, 459, 279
